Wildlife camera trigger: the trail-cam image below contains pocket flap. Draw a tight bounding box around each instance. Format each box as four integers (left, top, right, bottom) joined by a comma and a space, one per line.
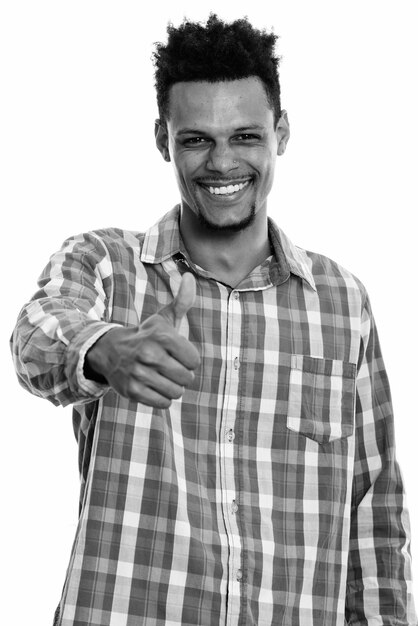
287, 355, 356, 444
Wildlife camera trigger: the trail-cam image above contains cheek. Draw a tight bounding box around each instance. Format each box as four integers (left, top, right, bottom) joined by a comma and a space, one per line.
257, 158, 277, 194
264, 152, 277, 178
172, 153, 203, 183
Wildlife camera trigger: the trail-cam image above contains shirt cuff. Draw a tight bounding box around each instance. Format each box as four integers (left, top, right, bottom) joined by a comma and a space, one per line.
66, 321, 122, 401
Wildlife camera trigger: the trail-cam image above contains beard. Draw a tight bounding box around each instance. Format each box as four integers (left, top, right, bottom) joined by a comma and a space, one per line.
195, 202, 257, 233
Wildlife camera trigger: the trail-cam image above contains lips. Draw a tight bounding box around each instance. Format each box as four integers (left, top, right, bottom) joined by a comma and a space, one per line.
197, 178, 253, 199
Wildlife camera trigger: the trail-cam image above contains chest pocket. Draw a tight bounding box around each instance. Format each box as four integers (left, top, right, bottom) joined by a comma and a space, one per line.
287, 355, 356, 444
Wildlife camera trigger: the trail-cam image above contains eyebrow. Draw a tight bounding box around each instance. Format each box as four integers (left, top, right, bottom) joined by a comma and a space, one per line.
175, 124, 265, 136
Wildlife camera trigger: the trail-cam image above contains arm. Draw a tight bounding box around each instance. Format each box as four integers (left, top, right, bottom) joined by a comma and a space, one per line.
346, 294, 417, 625
10, 232, 200, 408
10, 231, 119, 406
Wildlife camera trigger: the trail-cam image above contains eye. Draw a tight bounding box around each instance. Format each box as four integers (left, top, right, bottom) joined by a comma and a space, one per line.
183, 136, 209, 146
234, 133, 261, 141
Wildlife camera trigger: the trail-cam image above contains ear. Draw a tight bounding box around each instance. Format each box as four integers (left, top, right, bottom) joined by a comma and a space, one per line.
155, 119, 171, 162
276, 110, 290, 156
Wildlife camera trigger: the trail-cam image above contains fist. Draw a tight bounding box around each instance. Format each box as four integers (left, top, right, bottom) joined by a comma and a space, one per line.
85, 273, 200, 408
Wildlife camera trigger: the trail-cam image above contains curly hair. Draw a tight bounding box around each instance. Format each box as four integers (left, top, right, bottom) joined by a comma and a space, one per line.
153, 14, 282, 126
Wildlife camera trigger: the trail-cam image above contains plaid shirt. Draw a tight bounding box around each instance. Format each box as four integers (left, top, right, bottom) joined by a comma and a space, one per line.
11, 207, 416, 626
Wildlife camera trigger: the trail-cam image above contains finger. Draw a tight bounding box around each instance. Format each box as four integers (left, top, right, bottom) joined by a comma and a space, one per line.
126, 379, 173, 409
160, 334, 200, 371
137, 332, 200, 372
154, 354, 196, 387
159, 272, 196, 329
132, 363, 186, 399
173, 272, 196, 329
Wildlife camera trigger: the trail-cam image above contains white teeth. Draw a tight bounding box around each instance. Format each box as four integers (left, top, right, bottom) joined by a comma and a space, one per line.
206, 181, 250, 195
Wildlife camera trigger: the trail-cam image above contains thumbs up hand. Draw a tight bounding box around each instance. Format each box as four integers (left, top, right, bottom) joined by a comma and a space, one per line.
84, 273, 200, 408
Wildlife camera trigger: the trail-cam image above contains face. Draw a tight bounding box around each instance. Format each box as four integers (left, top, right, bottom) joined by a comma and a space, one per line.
155, 77, 289, 232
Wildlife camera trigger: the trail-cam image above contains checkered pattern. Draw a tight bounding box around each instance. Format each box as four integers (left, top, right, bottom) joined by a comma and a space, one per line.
11, 207, 417, 625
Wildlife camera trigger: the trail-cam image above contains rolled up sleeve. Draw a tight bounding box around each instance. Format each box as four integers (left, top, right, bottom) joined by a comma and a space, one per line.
10, 231, 120, 407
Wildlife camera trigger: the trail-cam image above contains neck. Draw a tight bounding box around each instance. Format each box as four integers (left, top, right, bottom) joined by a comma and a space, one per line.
179, 204, 271, 287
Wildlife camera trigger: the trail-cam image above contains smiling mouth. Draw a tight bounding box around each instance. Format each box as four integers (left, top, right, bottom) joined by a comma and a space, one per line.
197, 179, 253, 197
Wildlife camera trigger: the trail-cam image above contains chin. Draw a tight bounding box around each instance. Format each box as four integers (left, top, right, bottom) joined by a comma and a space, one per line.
197, 204, 257, 233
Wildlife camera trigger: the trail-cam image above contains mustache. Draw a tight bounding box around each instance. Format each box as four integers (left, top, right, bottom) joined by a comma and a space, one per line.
194, 175, 255, 184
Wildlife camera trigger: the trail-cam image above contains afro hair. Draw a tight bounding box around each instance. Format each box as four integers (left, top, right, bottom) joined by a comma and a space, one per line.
153, 14, 282, 126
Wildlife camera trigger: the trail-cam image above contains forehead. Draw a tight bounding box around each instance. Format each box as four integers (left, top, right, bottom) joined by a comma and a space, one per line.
167, 77, 274, 132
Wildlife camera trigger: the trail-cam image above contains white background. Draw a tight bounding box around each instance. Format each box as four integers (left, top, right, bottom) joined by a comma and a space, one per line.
1, 1, 417, 623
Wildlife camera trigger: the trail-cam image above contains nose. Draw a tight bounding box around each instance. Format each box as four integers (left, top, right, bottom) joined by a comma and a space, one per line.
206, 142, 239, 174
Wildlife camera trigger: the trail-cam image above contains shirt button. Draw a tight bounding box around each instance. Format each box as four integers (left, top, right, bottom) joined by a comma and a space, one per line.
233, 291, 239, 300
236, 569, 243, 581
233, 357, 240, 370
231, 500, 239, 514
226, 429, 235, 442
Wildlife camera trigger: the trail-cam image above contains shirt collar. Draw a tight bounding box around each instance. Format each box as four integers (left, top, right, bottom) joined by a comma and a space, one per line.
140, 205, 317, 292
267, 217, 317, 291
140, 206, 184, 264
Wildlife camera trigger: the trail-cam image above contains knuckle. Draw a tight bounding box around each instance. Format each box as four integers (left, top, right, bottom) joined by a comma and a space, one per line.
132, 362, 144, 379
139, 342, 158, 365
184, 370, 195, 386
126, 378, 142, 397
155, 328, 173, 345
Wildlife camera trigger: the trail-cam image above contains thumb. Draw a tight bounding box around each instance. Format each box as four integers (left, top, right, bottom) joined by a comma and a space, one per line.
161, 272, 196, 329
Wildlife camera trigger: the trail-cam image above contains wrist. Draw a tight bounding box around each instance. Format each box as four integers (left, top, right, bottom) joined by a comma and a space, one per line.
84, 338, 108, 384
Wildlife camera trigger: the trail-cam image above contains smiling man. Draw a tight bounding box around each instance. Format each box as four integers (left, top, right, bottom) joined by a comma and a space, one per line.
155, 77, 289, 288
10, 14, 416, 626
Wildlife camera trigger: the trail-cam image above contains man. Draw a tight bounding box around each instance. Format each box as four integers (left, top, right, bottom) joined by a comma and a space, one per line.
10, 14, 416, 626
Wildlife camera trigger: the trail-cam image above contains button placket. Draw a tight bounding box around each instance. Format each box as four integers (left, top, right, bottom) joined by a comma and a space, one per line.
218, 287, 244, 622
